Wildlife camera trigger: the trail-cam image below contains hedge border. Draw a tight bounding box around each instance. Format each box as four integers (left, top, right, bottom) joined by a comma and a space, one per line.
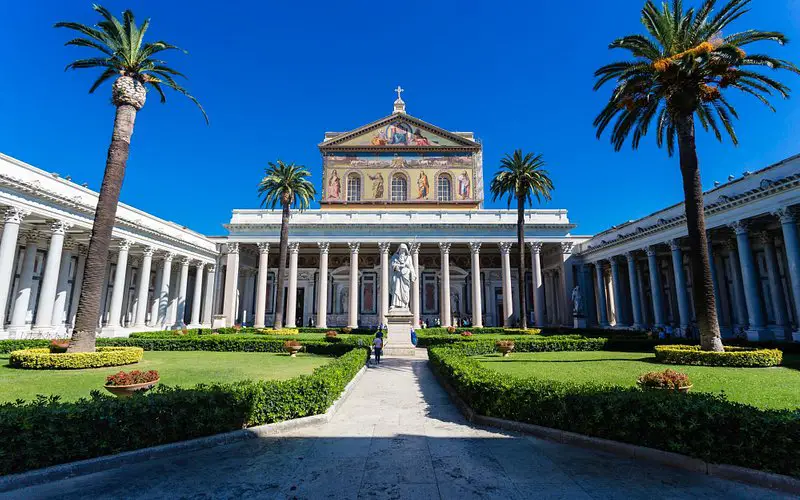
9, 347, 144, 370
0, 347, 368, 475
654, 344, 783, 367
428, 345, 800, 478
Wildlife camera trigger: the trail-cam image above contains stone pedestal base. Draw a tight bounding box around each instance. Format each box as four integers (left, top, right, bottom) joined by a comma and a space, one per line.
573, 316, 587, 329
746, 327, 772, 342
384, 308, 416, 357
212, 314, 227, 329
793, 330, 800, 342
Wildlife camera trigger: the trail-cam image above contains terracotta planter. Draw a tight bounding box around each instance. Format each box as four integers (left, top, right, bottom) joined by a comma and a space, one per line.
285, 346, 302, 357
638, 383, 692, 393
497, 345, 515, 357
104, 379, 160, 398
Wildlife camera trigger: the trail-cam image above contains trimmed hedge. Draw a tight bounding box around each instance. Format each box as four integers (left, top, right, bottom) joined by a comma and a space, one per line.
418, 336, 606, 353
0, 340, 50, 354
429, 345, 800, 477
415, 332, 594, 349
0, 347, 368, 475
9, 347, 144, 370
654, 344, 783, 367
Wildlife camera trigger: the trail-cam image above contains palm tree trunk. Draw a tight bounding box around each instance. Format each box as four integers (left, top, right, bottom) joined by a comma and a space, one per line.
68, 104, 137, 352
517, 195, 528, 329
675, 114, 723, 352
272, 203, 291, 329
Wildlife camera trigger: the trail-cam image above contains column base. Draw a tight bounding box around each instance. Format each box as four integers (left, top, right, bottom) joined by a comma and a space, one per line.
99, 326, 130, 338
5, 325, 32, 338
746, 327, 773, 342
30, 326, 60, 338
792, 330, 800, 342
573, 316, 587, 329
212, 315, 227, 329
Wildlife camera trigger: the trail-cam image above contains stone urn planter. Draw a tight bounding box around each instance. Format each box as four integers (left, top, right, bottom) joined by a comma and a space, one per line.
496, 341, 515, 357
284, 341, 303, 357
104, 379, 160, 398
637, 369, 692, 393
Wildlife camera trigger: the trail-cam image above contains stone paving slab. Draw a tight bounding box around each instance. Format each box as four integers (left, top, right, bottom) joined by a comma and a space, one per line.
2, 352, 792, 499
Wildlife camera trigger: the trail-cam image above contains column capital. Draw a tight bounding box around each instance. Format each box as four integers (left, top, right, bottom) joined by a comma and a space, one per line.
257, 242, 270, 254
288, 242, 300, 254
206, 263, 216, 272
195, 260, 206, 269
162, 251, 176, 263
317, 242, 330, 254
348, 242, 360, 253
497, 242, 512, 254
560, 241, 574, 254
118, 239, 133, 251
142, 246, 156, 257
624, 251, 637, 262
21, 230, 44, 245
129, 256, 142, 267
528, 241, 543, 253
439, 242, 452, 254
3, 206, 30, 224
774, 207, 797, 224
468, 242, 481, 254
757, 231, 774, 246
668, 239, 682, 251
63, 239, 77, 252
608, 256, 620, 268
179, 256, 191, 266
722, 238, 737, 252
644, 245, 657, 257
729, 220, 749, 235
50, 220, 72, 235
226, 242, 240, 255
77, 244, 88, 257
408, 242, 421, 254
378, 242, 391, 254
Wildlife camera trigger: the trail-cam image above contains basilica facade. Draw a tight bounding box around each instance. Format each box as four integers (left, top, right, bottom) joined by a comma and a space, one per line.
0, 94, 798, 340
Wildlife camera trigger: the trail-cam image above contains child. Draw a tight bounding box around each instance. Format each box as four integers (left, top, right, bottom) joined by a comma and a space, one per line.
373, 333, 383, 364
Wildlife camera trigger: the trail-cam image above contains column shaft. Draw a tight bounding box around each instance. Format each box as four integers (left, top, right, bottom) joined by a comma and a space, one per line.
34, 221, 69, 331
285, 243, 300, 328
158, 254, 174, 327
760, 232, 789, 338
625, 253, 643, 329
254, 243, 270, 328
317, 243, 329, 328
776, 209, 800, 335
0, 207, 27, 329
440, 243, 452, 327
202, 265, 216, 326
68, 249, 87, 328
499, 242, 513, 327
409, 243, 421, 328
51, 244, 75, 328
669, 241, 691, 329
646, 248, 665, 327
726, 242, 749, 328
10, 234, 40, 332
609, 258, 624, 326
106, 241, 131, 329
731, 223, 766, 336
594, 263, 609, 327
133, 248, 154, 328
379, 242, 390, 325
222, 243, 239, 327
174, 258, 190, 328
469, 242, 483, 328
190, 262, 204, 327
348, 243, 360, 328
529, 243, 545, 327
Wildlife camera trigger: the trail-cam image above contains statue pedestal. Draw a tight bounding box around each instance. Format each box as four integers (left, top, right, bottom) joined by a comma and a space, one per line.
384, 308, 416, 357
573, 315, 587, 329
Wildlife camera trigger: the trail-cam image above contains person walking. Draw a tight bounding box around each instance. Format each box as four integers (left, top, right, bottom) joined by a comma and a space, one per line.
373, 332, 383, 364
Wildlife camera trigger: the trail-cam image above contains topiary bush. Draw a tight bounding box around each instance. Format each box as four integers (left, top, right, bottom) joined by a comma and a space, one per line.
654, 344, 783, 367
9, 347, 144, 370
0, 347, 368, 475
428, 345, 800, 477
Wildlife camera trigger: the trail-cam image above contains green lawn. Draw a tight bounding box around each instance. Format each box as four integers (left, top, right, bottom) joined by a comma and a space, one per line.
0, 351, 330, 403
476, 351, 800, 410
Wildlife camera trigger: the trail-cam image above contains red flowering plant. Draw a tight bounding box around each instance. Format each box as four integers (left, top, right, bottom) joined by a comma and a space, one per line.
446, 326, 457, 334
325, 330, 338, 337
49, 339, 70, 353
105, 370, 160, 387
460, 331, 473, 337
637, 369, 691, 390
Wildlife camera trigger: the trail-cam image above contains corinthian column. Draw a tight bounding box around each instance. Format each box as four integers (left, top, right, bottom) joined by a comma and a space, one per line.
528, 242, 544, 327
469, 242, 483, 328
254, 242, 270, 328
189, 260, 205, 328
133, 247, 154, 328
439, 242, 452, 327
646, 246, 665, 327
498, 242, 513, 327
317, 243, 329, 328
9, 231, 42, 335
285, 242, 300, 328
106, 240, 132, 331
730, 221, 766, 339
34, 220, 71, 333
222, 243, 239, 327
625, 252, 643, 329
51, 239, 76, 329
775, 208, 800, 339
202, 264, 216, 326
174, 257, 190, 328
409, 242, 421, 328
379, 242, 390, 325
157, 252, 174, 328
0, 207, 29, 332
348, 242, 360, 328
669, 240, 691, 330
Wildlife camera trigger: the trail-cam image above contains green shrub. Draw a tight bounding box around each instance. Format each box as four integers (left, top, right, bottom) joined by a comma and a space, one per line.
9, 347, 144, 369
0, 340, 50, 354
0, 347, 368, 475
654, 344, 783, 367
254, 328, 299, 335
429, 345, 800, 477
298, 327, 374, 335
96, 336, 360, 356
415, 332, 597, 349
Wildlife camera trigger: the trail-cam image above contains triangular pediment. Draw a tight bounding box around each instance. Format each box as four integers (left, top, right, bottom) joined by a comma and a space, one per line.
319, 113, 479, 150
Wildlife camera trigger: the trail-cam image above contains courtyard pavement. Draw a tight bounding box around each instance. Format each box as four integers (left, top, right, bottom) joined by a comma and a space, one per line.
4, 352, 791, 499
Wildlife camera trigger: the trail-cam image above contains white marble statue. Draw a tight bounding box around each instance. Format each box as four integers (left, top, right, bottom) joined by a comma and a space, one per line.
390, 244, 417, 310
571, 285, 584, 316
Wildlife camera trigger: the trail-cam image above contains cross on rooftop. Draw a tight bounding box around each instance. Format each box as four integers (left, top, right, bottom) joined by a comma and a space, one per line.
394, 85, 404, 100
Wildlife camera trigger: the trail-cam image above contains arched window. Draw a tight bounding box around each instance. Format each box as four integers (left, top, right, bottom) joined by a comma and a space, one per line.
346, 174, 361, 202
391, 175, 407, 201
437, 174, 452, 201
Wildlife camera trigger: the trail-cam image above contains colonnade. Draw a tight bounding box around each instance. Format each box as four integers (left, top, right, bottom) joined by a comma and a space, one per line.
0, 205, 216, 337
584, 208, 800, 340
220, 240, 573, 329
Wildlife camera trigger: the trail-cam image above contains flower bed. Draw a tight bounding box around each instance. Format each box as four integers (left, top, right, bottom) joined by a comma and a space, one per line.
0, 347, 368, 475
637, 369, 691, 391
654, 344, 783, 367
428, 345, 800, 478
105, 370, 160, 386
8, 347, 144, 370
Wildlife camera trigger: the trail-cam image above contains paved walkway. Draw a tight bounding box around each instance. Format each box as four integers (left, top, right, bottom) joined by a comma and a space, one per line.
5, 353, 790, 499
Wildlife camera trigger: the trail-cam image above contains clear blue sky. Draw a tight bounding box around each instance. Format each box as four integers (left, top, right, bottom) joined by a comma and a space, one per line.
2, 1, 800, 237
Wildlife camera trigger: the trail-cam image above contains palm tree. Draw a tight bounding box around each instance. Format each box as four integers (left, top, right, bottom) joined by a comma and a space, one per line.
56, 5, 206, 352
593, 0, 798, 351
257, 161, 316, 329
490, 150, 554, 329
